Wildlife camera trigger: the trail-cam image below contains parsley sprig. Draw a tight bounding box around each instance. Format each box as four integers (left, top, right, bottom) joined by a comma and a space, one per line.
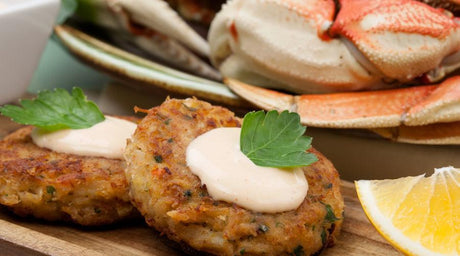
240, 110, 317, 168
0, 87, 105, 131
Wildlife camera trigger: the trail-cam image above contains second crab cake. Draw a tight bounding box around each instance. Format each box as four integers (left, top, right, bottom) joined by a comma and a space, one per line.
124, 98, 344, 256
0, 119, 139, 226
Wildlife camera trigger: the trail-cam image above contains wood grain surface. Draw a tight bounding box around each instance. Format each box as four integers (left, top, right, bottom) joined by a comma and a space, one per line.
0, 115, 402, 255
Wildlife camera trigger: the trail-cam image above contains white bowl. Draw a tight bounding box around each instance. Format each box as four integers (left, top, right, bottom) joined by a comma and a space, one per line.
0, 0, 59, 104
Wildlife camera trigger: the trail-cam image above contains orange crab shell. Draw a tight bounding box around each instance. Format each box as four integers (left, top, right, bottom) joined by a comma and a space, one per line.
225, 76, 460, 144
330, 0, 460, 82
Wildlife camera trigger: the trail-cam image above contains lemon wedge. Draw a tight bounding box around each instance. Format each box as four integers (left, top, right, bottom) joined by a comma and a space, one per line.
355, 167, 460, 256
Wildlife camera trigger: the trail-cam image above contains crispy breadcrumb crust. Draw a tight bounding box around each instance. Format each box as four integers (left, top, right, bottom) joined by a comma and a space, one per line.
125, 98, 344, 256
0, 118, 139, 226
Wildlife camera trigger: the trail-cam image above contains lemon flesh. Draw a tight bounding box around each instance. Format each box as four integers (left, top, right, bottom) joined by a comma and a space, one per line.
356, 167, 460, 256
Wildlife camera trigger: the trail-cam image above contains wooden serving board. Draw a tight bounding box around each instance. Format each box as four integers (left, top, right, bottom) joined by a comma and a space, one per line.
0, 115, 402, 256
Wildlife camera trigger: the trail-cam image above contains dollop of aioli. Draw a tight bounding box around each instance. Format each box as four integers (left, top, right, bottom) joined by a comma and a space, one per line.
186, 127, 308, 213
31, 116, 137, 159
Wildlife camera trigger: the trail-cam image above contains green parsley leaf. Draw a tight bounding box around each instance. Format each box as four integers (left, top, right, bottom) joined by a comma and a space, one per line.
324, 204, 340, 223
293, 245, 305, 256
46, 185, 56, 195
240, 110, 318, 168
321, 228, 327, 246
0, 87, 105, 132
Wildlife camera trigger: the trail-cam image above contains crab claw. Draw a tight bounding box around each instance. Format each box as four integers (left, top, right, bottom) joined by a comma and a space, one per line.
73, 0, 220, 79
225, 76, 460, 129
209, 0, 381, 94
209, 0, 460, 93
107, 0, 209, 56
330, 0, 460, 83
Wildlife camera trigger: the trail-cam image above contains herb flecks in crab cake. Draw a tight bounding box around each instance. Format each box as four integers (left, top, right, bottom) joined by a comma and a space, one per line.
0, 88, 139, 226
124, 98, 344, 255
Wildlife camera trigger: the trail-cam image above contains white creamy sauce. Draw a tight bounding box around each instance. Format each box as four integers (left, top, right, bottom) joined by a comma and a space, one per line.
186, 127, 308, 213
31, 116, 137, 159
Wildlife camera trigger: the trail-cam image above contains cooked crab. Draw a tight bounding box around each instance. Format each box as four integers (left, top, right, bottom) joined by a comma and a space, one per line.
164, 0, 224, 26
208, 0, 460, 144
71, 0, 225, 80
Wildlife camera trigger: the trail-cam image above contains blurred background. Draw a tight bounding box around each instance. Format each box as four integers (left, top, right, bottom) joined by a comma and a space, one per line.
28, 38, 109, 93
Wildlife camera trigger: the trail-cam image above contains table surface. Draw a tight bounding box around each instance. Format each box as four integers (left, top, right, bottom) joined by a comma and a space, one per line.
0, 174, 401, 256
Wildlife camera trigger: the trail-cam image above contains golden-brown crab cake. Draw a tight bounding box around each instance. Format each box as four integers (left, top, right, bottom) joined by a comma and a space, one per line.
0, 121, 138, 226
124, 98, 344, 256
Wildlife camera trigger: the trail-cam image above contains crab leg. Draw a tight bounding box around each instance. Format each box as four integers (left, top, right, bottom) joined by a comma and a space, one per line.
107, 0, 209, 56
227, 77, 460, 144
225, 76, 460, 129
73, 0, 218, 79
405, 76, 460, 125
372, 121, 460, 144
130, 35, 221, 80
75, 0, 209, 55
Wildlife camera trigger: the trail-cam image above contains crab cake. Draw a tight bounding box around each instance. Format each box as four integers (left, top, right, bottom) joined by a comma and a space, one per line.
124, 98, 344, 256
0, 120, 138, 226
